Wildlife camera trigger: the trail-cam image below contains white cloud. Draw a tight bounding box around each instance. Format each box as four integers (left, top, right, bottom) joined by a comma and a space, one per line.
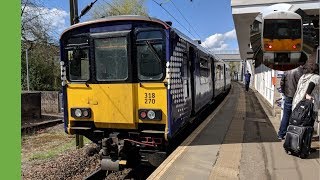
224, 29, 236, 39
22, 6, 68, 39
202, 29, 237, 51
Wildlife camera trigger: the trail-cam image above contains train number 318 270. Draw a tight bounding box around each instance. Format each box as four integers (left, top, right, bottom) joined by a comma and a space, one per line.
144, 93, 156, 104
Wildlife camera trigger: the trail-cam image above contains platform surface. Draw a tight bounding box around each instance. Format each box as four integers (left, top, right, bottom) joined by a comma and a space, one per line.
148, 82, 320, 180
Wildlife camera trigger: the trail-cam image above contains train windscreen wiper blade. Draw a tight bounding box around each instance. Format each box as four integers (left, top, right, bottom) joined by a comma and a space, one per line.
145, 40, 162, 64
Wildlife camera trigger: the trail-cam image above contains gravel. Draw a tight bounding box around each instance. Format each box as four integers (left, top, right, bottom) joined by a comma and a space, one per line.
21, 124, 153, 180
22, 143, 101, 180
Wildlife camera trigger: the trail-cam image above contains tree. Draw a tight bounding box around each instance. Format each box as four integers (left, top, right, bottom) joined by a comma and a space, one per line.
21, 42, 61, 91
228, 62, 239, 80
21, 0, 55, 44
21, 0, 61, 91
91, 0, 148, 19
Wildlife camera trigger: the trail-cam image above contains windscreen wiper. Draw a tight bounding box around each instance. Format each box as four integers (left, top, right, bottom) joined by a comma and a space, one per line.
145, 40, 162, 64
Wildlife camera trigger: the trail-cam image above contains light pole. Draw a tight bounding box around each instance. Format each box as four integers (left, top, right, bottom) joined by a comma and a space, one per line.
26, 48, 30, 91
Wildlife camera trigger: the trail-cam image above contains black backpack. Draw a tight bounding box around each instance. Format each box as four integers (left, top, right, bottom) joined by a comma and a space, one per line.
289, 99, 315, 126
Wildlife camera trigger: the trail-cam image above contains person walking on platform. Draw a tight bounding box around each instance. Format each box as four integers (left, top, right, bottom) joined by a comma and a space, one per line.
244, 70, 251, 91
277, 66, 303, 140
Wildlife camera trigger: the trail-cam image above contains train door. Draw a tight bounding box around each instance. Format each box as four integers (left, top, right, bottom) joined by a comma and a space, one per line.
223, 64, 226, 91
189, 47, 196, 115
317, 46, 319, 64
211, 58, 215, 98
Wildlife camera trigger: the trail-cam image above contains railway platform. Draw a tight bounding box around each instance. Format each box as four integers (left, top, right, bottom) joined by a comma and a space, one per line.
148, 82, 320, 180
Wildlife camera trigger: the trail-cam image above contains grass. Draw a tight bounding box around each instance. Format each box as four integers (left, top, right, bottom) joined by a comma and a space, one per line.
30, 140, 75, 160
22, 124, 93, 162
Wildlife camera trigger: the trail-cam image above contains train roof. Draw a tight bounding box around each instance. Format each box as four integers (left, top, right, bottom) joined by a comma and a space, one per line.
60, 15, 171, 38
262, 10, 301, 19
60, 15, 225, 63
172, 28, 224, 62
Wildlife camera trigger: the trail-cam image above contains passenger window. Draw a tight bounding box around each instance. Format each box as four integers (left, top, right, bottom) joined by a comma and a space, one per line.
65, 37, 90, 81
200, 57, 209, 77
68, 48, 90, 81
216, 65, 222, 80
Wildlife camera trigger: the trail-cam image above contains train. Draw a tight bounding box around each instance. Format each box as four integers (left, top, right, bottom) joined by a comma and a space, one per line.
59, 15, 231, 170
261, 10, 304, 70
248, 3, 315, 71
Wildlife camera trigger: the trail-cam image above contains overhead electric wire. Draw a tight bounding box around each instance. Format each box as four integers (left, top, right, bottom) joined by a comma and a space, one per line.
151, 0, 197, 39
168, 0, 202, 40
101, 0, 121, 15
86, 0, 105, 19
167, 0, 214, 53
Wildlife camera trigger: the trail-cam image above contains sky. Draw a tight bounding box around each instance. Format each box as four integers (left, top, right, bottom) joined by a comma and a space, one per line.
29, 0, 239, 51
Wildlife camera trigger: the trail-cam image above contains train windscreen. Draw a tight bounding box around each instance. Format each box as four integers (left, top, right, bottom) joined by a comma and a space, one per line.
263, 19, 301, 39
136, 30, 164, 81
95, 37, 128, 81
65, 37, 90, 81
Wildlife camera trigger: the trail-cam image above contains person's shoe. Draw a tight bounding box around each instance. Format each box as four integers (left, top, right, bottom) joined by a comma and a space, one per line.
310, 148, 317, 153
277, 136, 285, 140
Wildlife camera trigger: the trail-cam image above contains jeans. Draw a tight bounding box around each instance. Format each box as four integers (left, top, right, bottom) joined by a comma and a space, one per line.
278, 97, 293, 138
245, 81, 250, 91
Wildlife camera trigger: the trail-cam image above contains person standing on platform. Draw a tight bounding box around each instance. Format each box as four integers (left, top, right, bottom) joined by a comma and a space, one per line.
277, 65, 303, 140
244, 70, 251, 91
292, 63, 319, 132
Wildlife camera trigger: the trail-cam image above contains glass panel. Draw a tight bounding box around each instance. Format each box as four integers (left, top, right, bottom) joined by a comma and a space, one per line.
137, 31, 163, 40
68, 49, 90, 81
136, 30, 164, 81
95, 37, 128, 81
263, 19, 301, 39
137, 44, 163, 80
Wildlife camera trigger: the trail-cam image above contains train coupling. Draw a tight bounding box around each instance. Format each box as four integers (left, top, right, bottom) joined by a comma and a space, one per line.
99, 135, 140, 171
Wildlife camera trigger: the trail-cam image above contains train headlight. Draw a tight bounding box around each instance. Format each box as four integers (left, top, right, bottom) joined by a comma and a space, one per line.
138, 109, 162, 120
293, 43, 301, 49
147, 110, 156, 119
82, 109, 89, 117
75, 109, 82, 117
71, 108, 91, 118
140, 111, 147, 119
264, 44, 272, 49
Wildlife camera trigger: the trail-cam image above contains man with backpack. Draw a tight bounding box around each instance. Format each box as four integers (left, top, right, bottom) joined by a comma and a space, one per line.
283, 63, 319, 158
277, 66, 303, 140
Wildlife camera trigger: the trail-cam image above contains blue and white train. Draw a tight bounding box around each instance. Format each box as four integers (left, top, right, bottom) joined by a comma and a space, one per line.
60, 15, 231, 170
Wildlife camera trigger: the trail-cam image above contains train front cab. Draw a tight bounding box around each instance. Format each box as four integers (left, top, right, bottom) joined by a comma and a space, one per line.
261, 11, 303, 70
60, 17, 219, 168
60, 19, 172, 144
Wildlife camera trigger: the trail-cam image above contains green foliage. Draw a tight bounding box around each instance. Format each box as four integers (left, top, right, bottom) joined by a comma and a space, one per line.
21, 43, 61, 91
21, 0, 62, 91
228, 62, 240, 77
91, 0, 148, 19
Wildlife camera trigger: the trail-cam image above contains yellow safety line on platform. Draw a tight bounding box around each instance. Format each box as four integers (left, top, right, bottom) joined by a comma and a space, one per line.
209, 84, 245, 180
147, 86, 233, 180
